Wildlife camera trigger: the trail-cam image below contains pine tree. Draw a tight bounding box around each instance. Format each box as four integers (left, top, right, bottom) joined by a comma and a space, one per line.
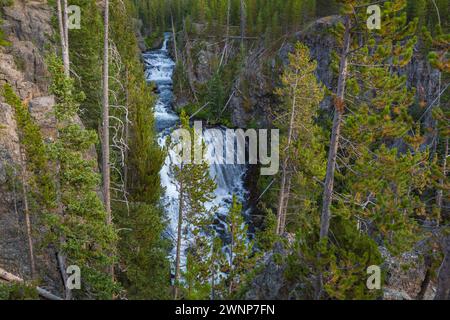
225, 195, 255, 297
46, 55, 119, 299
68, 0, 103, 129
170, 111, 217, 300
313, 0, 432, 298
274, 42, 325, 235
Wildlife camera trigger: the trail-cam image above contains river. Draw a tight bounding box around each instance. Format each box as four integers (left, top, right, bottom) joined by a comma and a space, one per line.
143, 33, 249, 260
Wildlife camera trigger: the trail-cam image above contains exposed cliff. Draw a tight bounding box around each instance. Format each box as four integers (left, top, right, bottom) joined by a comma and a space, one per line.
173, 16, 441, 131
1, 0, 64, 296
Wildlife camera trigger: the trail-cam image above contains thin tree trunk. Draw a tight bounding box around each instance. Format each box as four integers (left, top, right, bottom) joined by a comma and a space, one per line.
54, 104, 71, 299
316, 15, 351, 299
63, 0, 70, 75
171, 14, 178, 64
174, 178, 184, 300
183, 19, 198, 102
229, 222, 234, 295
220, 0, 231, 67
124, 68, 129, 192
437, 138, 448, 222
276, 76, 299, 235
319, 15, 351, 241
102, 0, 113, 279
279, 175, 292, 233
102, 0, 111, 222
240, 0, 246, 48
19, 148, 36, 279
57, 0, 69, 76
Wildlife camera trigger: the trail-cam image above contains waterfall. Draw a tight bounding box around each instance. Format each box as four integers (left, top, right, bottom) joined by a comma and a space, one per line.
143, 33, 249, 259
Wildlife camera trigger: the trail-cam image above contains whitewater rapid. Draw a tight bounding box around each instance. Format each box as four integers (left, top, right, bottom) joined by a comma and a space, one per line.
143, 33, 248, 257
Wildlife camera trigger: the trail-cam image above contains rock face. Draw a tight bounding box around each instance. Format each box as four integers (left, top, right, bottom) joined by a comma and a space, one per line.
176, 16, 440, 131
0, 0, 63, 295
1, 0, 53, 94
244, 243, 436, 300
381, 247, 436, 300
245, 242, 290, 300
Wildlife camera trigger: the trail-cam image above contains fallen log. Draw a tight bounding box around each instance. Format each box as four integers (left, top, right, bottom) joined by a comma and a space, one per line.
0, 267, 63, 300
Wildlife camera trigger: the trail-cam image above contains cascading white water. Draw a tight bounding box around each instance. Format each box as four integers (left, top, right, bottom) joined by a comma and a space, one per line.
143, 33, 249, 256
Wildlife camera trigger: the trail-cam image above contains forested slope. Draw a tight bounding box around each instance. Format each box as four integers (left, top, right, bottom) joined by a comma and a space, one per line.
0, 0, 448, 300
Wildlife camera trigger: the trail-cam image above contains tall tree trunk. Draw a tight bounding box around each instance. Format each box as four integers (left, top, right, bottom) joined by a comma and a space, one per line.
19, 148, 35, 279
319, 15, 351, 240
276, 76, 299, 235
279, 175, 292, 233
57, 0, 69, 76
220, 0, 231, 67
171, 14, 178, 63
174, 180, 184, 300
229, 222, 234, 295
436, 138, 448, 219
240, 0, 246, 48
55, 3, 71, 294
62, 0, 70, 74
102, 0, 113, 279
183, 19, 198, 101
102, 0, 111, 222
316, 15, 351, 299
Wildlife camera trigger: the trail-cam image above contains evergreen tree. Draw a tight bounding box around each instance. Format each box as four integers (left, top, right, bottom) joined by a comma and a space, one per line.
46, 54, 119, 299
68, 0, 103, 129
274, 42, 325, 235
169, 111, 217, 300
225, 195, 255, 297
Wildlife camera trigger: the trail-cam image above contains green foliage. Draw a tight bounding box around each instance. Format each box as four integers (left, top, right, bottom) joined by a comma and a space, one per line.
95, 0, 171, 299
0, 283, 39, 300
274, 42, 326, 231
333, 0, 432, 255
256, 209, 279, 251
169, 111, 218, 300
46, 54, 119, 299
0, 16, 10, 47
116, 203, 170, 299
68, 0, 103, 129
2, 85, 55, 209
225, 195, 256, 297
133, 0, 336, 41
286, 217, 383, 300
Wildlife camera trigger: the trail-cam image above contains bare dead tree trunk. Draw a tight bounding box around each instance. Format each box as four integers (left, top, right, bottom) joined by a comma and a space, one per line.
183, 19, 198, 102
316, 15, 351, 299
171, 14, 179, 64
102, 0, 111, 222
174, 179, 184, 300
220, 0, 231, 67
62, 0, 70, 74
437, 138, 448, 222
240, 0, 246, 48
124, 68, 130, 192
19, 147, 36, 279
319, 15, 351, 241
279, 175, 292, 233
276, 75, 299, 235
102, 0, 113, 279
55, 156, 71, 300
57, 0, 70, 76
229, 221, 234, 295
